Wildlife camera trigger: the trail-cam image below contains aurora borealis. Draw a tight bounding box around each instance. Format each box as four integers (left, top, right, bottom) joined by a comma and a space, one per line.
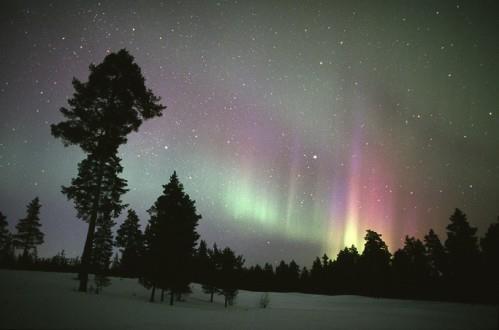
0, 1, 498, 266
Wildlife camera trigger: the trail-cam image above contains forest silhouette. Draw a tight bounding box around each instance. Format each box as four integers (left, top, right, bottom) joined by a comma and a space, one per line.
0, 49, 497, 306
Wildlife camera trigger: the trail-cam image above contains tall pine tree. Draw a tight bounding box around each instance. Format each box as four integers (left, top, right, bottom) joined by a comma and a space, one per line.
116, 209, 144, 276
14, 198, 44, 260
51, 49, 165, 291
145, 171, 201, 305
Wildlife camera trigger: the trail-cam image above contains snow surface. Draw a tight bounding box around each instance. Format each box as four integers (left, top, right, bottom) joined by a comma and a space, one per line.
0, 269, 496, 329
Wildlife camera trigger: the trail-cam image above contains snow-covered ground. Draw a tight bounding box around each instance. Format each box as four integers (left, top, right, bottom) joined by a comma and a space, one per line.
0, 269, 496, 329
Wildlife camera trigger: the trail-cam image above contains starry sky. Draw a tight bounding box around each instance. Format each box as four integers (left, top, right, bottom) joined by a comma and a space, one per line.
0, 1, 498, 266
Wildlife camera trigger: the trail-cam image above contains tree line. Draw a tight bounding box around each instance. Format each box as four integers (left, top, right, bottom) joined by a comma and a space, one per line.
238, 210, 498, 304
0, 49, 497, 306
1, 193, 498, 304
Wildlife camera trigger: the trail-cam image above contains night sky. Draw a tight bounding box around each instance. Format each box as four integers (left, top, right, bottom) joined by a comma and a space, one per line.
0, 1, 497, 266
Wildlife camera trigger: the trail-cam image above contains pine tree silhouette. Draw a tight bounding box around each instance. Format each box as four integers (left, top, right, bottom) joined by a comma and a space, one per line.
116, 209, 144, 276
51, 49, 165, 291
14, 198, 44, 262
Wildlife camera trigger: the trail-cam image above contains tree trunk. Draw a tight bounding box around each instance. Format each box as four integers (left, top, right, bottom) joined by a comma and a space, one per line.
210, 290, 214, 303
150, 285, 156, 302
78, 161, 104, 292
224, 295, 228, 308
161, 289, 165, 302
170, 289, 174, 306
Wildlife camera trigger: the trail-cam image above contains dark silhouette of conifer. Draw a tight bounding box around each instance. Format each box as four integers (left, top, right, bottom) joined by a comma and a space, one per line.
51, 49, 165, 292
392, 236, 429, 297
145, 171, 201, 305
358, 230, 391, 296
116, 209, 144, 276
481, 216, 499, 271
92, 214, 114, 293
480, 216, 499, 303
0, 211, 14, 265
262, 263, 275, 290
424, 229, 446, 280
275, 260, 300, 291
445, 209, 479, 279
310, 256, 323, 292
0, 212, 8, 247
299, 266, 310, 290
198, 241, 218, 302
14, 198, 44, 261
332, 245, 359, 294
215, 246, 244, 307
444, 209, 480, 300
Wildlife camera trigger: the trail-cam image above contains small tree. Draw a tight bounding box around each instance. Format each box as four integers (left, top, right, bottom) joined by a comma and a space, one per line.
116, 209, 144, 276
259, 292, 270, 308
14, 198, 44, 261
92, 214, 114, 293
0, 212, 9, 250
216, 247, 244, 307
480, 216, 499, 302
424, 229, 446, 279
199, 242, 218, 303
0, 212, 13, 264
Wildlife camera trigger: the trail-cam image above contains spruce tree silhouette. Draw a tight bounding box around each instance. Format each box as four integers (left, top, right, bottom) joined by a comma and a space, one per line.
145, 171, 201, 305
424, 229, 447, 280
92, 211, 114, 293
14, 198, 44, 262
262, 263, 275, 291
445, 209, 480, 300
139, 223, 156, 301
392, 236, 429, 298
299, 266, 310, 291
359, 230, 391, 297
275, 260, 300, 292
480, 216, 499, 303
332, 245, 359, 294
445, 209, 479, 277
310, 256, 323, 293
198, 242, 218, 303
51, 49, 165, 292
0, 211, 14, 265
116, 209, 144, 276
215, 247, 244, 308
